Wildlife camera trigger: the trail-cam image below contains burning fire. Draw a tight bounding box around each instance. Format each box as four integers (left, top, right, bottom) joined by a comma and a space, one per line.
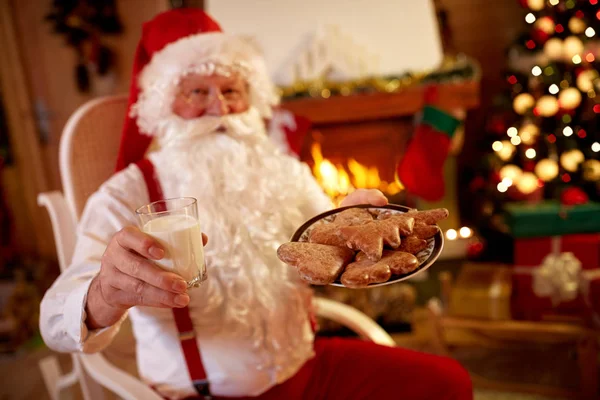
310, 142, 403, 202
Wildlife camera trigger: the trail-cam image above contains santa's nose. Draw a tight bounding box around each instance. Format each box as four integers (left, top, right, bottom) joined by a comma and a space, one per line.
205, 90, 229, 116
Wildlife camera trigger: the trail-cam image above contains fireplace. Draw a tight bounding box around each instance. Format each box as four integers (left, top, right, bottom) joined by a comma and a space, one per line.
281, 81, 480, 206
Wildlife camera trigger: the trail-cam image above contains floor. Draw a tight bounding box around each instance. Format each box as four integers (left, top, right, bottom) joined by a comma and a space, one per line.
0, 312, 569, 400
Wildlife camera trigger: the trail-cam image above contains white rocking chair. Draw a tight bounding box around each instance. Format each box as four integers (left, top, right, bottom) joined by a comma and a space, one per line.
37, 94, 395, 400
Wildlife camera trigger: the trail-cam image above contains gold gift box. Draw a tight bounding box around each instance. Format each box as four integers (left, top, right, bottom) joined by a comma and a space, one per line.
448, 264, 513, 321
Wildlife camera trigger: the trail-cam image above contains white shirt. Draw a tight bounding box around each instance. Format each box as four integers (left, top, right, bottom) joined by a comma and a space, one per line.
39, 160, 332, 399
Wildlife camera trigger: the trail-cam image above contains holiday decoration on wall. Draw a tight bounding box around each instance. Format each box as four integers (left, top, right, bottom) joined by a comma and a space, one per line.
279, 56, 478, 100
468, 0, 600, 249
45, 0, 123, 93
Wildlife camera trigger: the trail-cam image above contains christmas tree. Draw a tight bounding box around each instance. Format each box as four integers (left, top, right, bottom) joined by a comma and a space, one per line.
470, 0, 600, 242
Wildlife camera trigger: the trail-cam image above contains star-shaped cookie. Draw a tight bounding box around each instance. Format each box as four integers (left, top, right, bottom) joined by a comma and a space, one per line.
308, 223, 348, 248
277, 242, 354, 285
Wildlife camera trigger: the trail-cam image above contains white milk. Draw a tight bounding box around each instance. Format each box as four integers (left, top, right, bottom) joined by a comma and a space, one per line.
143, 214, 205, 284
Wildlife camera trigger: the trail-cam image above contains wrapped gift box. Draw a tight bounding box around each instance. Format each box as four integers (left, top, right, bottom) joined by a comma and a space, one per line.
514, 234, 600, 271
448, 263, 512, 321
505, 201, 600, 239
511, 233, 600, 322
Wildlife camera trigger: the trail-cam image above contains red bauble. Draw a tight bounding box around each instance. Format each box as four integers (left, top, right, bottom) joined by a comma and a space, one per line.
490, 171, 502, 184
561, 187, 589, 205
467, 239, 485, 259
531, 29, 550, 45
517, 0, 529, 7
469, 176, 486, 192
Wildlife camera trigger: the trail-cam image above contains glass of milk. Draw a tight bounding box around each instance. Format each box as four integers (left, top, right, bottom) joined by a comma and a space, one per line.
136, 197, 206, 288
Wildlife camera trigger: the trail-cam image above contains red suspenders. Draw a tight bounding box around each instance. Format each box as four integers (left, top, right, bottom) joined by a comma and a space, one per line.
136, 159, 211, 398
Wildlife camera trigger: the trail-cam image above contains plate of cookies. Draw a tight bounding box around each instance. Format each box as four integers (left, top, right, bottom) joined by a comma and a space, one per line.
277, 205, 447, 288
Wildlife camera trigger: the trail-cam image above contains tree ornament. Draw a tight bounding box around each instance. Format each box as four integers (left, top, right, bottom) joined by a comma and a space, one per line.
576, 69, 599, 92
582, 159, 600, 181
560, 149, 585, 172
515, 172, 539, 194
568, 17, 586, 35
500, 164, 524, 183
496, 140, 516, 161
535, 16, 555, 34
558, 87, 582, 110
513, 93, 536, 114
527, 0, 545, 11
560, 187, 589, 205
520, 122, 540, 144
564, 36, 584, 59
532, 29, 550, 45
535, 158, 559, 181
536, 95, 560, 117
544, 38, 564, 60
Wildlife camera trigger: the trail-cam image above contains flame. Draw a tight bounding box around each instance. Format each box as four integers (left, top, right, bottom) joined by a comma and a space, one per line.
310, 142, 403, 201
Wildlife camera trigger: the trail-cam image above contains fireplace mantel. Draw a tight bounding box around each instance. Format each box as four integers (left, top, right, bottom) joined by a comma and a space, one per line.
282, 81, 479, 125
280, 81, 480, 201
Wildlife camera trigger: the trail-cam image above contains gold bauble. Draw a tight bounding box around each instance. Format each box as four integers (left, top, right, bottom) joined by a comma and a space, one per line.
534, 158, 559, 181
516, 172, 539, 194
536, 16, 555, 34
576, 70, 599, 92
558, 87, 582, 110
582, 159, 600, 181
497, 140, 516, 161
527, 0, 545, 11
536, 95, 559, 117
500, 164, 523, 183
560, 149, 585, 172
520, 123, 540, 145
544, 38, 564, 61
513, 93, 536, 115
568, 17, 586, 34
564, 36, 584, 59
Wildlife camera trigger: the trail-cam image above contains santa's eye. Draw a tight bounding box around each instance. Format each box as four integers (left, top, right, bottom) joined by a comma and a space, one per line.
191, 88, 208, 96
222, 88, 241, 98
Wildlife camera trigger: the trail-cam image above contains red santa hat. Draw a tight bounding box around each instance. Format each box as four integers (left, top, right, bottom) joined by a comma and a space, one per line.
115, 9, 280, 172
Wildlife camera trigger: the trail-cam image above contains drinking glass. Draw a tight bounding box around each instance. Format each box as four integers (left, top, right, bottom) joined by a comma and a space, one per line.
136, 197, 206, 287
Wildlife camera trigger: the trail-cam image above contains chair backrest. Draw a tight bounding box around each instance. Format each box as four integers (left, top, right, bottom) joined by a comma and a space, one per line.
60, 95, 128, 219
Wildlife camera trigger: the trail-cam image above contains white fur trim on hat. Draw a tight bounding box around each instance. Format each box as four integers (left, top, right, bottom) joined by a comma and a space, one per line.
132, 32, 280, 135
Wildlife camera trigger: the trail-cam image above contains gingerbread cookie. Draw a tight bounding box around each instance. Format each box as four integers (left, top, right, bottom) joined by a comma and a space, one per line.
397, 236, 428, 254
381, 215, 415, 237
277, 242, 354, 285
412, 222, 439, 239
333, 208, 373, 226
308, 223, 347, 248
339, 222, 384, 261
340, 257, 391, 288
380, 251, 419, 275
356, 250, 419, 275
405, 208, 449, 225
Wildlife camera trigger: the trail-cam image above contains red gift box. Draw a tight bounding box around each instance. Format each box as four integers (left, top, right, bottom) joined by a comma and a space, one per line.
511, 233, 600, 323
514, 234, 600, 270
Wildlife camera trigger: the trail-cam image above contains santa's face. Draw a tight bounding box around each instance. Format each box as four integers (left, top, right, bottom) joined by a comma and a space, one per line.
172, 73, 250, 119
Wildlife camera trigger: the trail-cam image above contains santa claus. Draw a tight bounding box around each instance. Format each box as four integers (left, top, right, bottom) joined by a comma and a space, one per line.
40, 9, 472, 400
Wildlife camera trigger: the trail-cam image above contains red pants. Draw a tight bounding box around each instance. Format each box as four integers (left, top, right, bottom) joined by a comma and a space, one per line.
209, 338, 473, 400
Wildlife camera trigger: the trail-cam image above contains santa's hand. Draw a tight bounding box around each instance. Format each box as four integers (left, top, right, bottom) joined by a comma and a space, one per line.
340, 189, 388, 207
85, 226, 208, 330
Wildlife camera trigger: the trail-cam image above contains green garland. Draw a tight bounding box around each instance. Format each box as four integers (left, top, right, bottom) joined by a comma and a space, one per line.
278, 56, 479, 100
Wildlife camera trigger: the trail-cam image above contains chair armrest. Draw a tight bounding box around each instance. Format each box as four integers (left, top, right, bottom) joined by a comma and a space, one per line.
38, 191, 77, 271
313, 297, 395, 347
79, 353, 163, 400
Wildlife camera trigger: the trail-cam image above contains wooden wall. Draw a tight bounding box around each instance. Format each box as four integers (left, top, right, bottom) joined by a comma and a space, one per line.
11, 0, 168, 191
2, 0, 168, 260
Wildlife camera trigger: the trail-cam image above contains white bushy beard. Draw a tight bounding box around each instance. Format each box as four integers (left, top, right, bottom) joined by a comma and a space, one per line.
148, 107, 315, 368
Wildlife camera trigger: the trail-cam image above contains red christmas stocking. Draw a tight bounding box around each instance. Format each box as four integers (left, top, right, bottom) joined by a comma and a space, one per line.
396, 105, 461, 201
